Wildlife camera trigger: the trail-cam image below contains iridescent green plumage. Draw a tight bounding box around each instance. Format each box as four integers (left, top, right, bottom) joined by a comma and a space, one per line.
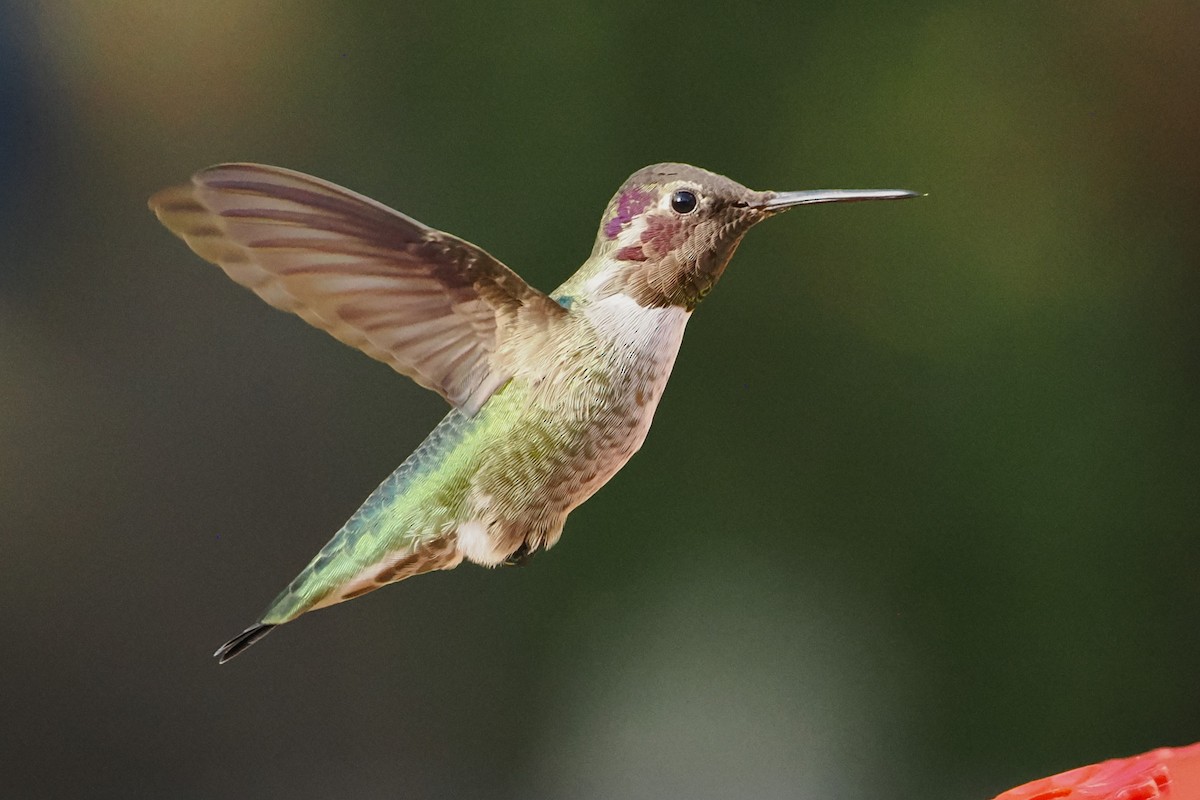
149, 162, 917, 662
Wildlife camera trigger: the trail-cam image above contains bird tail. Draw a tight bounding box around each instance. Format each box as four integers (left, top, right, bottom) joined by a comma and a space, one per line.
214, 622, 276, 664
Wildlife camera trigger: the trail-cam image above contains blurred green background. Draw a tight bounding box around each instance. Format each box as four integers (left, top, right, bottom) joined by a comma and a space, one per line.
3, 1, 1198, 797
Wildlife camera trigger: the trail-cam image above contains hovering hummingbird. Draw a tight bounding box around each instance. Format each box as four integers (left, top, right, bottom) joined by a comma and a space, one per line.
149, 162, 917, 662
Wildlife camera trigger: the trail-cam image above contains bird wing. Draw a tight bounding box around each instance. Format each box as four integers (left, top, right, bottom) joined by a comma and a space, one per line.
149, 163, 567, 413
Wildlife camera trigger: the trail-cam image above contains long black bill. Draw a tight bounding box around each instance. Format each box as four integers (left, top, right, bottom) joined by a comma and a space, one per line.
755, 189, 921, 211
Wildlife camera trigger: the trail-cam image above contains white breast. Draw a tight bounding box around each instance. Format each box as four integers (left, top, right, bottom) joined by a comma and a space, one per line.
577, 291, 691, 474
583, 292, 691, 361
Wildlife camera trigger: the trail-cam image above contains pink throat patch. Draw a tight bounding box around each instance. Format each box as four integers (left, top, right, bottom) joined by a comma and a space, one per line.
603, 188, 655, 239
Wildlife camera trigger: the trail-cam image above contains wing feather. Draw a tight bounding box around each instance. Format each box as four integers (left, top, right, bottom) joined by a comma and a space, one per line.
149, 163, 566, 412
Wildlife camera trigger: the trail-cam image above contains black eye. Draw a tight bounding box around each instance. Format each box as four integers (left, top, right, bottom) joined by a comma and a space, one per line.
670, 189, 698, 214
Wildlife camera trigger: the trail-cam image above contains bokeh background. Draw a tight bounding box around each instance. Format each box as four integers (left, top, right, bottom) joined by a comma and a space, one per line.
3, 1, 1198, 797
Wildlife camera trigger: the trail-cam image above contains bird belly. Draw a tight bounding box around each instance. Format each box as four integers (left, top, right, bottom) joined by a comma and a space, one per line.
456, 295, 691, 564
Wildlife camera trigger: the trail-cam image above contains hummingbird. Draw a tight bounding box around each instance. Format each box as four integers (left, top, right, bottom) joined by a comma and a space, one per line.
149, 162, 917, 662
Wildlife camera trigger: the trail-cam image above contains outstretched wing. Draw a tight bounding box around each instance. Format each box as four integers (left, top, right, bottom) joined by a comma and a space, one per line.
149, 163, 566, 413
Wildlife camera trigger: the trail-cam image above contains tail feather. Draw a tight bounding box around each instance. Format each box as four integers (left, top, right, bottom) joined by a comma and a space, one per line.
214, 623, 276, 664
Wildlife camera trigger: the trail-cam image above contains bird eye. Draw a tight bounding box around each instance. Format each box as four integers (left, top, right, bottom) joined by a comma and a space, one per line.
670, 189, 698, 214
